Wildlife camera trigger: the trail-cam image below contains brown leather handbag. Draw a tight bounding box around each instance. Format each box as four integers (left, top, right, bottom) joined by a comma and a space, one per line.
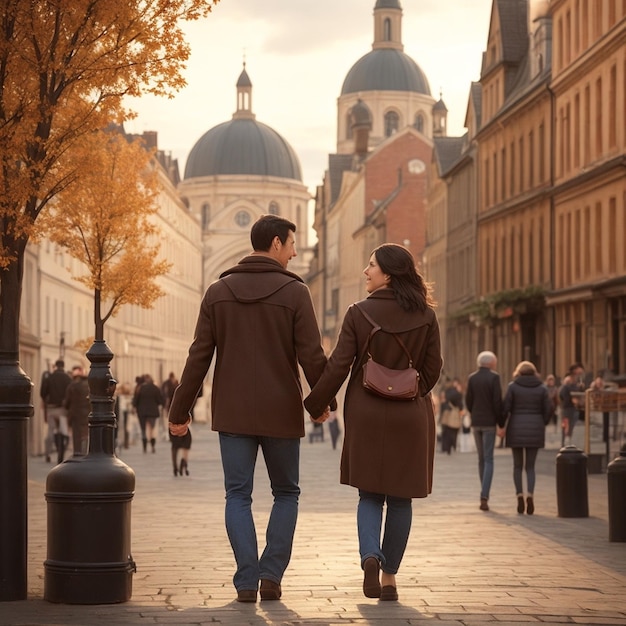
356, 304, 419, 401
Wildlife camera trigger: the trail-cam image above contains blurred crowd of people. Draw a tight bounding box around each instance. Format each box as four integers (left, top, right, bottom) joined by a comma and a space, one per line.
39, 365, 191, 476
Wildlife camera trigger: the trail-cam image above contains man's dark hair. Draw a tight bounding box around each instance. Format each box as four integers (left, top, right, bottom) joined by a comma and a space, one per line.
250, 215, 296, 252
55, 359, 64, 368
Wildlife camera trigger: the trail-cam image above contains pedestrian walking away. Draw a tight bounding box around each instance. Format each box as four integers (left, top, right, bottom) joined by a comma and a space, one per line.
40, 359, 72, 464
465, 351, 505, 511
133, 374, 164, 453
559, 363, 585, 446
502, 360, 553, 515
168, 214, 332, 604
304, 243, 443, 602
64, 365, 91, 456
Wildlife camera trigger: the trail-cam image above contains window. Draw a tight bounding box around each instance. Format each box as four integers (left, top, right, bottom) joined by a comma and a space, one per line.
384, 18, 392, 41
268, 201, 279, 215
609, 65, 617, 147
384, 111, 399, 137
414, 114, 424, 133
235, 210, 251, 228
595, 77, 603, 156
201, 203, 210, 230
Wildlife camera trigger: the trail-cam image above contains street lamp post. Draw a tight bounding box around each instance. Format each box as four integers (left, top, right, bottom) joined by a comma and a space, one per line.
44, 339, 136, 604
0, 357, 33, 601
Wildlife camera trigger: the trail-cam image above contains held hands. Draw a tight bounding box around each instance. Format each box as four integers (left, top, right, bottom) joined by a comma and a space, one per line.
310, 406, 331, 423
169, 418, 191, 437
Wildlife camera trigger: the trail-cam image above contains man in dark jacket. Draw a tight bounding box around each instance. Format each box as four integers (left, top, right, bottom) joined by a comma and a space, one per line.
133, 374, 163, 453
465, 351, 504, 511
64, 365, 91, 456
168, 215, 331, 603
40, 359, 72, 464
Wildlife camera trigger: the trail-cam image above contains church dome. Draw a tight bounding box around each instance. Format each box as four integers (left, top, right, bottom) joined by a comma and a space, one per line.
184, 65, 302, 181
184, 119, 302, 181
341, 49, 431, 96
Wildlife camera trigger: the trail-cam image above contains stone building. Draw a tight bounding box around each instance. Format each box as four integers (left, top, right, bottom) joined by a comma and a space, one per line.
179, 64, 311, 286
424, 0, 626, 384
309, 0, 443, 352
25, 134, 203, 455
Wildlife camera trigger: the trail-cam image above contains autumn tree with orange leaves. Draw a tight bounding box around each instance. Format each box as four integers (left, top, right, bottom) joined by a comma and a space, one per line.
0, 0, 220, 356
37, 129, 172, 343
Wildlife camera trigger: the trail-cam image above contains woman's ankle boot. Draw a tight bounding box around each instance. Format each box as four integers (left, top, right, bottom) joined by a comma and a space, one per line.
150, 438, 156, 453
526, 496, 534, 515
517, 495, 525, 514
142, 438, 147, 453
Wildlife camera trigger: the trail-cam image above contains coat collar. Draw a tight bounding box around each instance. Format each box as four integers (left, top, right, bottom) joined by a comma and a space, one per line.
220, 255, 304, 283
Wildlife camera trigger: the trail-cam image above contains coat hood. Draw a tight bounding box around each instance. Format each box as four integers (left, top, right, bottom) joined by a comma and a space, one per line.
219, 255, 303, 303
513, 374, 543, 388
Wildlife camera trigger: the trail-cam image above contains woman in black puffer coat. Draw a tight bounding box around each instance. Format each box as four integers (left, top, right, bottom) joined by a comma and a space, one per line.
502, 361, 552, 515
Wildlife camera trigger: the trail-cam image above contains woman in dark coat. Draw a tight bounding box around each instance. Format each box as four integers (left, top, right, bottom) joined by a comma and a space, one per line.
305, 244, 442, 602
502, 360, 552, 515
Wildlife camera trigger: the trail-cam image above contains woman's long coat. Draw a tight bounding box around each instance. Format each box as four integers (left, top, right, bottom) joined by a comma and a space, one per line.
304, 289, 443, 499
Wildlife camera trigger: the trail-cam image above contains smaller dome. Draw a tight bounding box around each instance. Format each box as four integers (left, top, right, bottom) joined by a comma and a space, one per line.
375, 0, 402, 8
341, 49, 431, 96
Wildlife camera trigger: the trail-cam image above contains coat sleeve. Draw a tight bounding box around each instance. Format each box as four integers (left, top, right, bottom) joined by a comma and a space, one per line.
418, 312, 443, 396
493, 374, 505, 427
502, 383, 513, 423
293, 284, 331, 399
541, 387, 553, 424
304, 305, 359, 419
169, 292, 216, 424
465, 377, 474, 413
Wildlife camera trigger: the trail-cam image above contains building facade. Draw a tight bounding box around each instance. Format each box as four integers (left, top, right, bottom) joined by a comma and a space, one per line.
424, 0, 626, 385
23, 135, 204, 456
309, 0, 442, 358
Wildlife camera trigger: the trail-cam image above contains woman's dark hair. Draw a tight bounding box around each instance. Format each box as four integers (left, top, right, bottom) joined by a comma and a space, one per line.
372, 243, 435, 312
250, 215, 296, 251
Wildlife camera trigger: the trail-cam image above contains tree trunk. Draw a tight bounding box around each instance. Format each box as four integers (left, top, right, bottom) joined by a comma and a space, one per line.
0, 240, 26, 357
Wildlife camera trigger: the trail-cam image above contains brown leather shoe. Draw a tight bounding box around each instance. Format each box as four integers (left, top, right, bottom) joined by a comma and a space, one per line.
236, 589, 257, 603
259, 578, 282, 601
380, 585, 398, 601
480, 498, 489, 511
362, 557, 381, 598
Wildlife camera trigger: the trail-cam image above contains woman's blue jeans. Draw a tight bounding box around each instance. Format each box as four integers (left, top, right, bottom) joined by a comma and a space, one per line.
357, 490, 412, 575
219, 433, 300, 592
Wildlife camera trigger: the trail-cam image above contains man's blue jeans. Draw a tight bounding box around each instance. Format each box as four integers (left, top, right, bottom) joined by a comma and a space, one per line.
472, 427, 496, 500
357, 490, 412, 575
219, 433, 300, 592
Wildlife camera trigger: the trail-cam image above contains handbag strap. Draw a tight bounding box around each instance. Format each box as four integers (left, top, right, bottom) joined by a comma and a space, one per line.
355, 303, 413, 368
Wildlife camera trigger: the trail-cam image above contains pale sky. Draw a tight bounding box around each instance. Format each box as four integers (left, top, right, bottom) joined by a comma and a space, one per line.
127, 0, 494, 194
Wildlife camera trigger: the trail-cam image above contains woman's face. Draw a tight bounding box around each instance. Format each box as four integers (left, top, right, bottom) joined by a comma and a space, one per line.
363, 253, 390, 293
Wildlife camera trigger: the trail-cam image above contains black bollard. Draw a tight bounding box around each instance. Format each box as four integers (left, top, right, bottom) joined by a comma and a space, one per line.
0, 358, 33, 602
44, 340, 136, 604
556, 445, 589, 518
607, 445, 626, 542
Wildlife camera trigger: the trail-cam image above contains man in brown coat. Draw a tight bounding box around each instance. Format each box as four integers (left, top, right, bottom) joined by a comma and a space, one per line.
168, 215, 330, 603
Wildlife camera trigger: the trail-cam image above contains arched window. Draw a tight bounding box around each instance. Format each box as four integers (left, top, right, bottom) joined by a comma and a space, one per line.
346, 112, 353, 139
384, 18, 392, 41
234, 210, 251, 228
268, 201, 279, 215
201, 203, 210, 230
414, 114, 424, 133
384, 111, 399, 137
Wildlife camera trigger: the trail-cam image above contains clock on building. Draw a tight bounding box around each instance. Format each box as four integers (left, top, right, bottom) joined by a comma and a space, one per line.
408, 158, 426, 174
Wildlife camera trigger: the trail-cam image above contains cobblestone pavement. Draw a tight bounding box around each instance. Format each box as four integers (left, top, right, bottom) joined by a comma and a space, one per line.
2, 419, 626, 626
